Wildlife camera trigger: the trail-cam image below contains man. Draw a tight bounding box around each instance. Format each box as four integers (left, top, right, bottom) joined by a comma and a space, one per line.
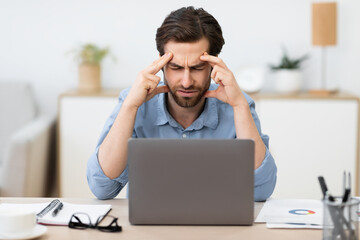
87, 6, 277, 201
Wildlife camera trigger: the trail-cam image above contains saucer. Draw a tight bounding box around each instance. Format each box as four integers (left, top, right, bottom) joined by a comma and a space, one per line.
0, 225, 47, 240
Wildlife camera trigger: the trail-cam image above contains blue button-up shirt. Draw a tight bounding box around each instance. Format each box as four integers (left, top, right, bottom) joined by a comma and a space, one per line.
87, 83, 277, 201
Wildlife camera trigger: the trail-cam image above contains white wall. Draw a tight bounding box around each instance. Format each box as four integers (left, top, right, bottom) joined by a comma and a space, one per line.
0, 0, 359, 116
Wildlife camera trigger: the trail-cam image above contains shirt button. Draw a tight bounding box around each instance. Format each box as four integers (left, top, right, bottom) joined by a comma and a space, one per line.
182, 134, 187, 138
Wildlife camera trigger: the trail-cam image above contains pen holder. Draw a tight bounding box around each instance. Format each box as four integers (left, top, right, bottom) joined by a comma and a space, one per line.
323, 197, 360, 240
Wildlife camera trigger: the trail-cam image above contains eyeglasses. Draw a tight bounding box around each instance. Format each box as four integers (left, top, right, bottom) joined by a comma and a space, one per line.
68, 212, 122, 232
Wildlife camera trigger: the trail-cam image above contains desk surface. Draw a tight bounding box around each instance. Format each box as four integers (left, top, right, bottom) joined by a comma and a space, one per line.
0, 198, 321, 240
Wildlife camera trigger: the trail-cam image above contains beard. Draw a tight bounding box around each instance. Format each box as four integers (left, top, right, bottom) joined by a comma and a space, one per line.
164, 76, 211, 108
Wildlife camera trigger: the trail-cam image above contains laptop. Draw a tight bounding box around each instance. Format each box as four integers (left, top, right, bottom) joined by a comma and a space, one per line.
128, 138, 254, 225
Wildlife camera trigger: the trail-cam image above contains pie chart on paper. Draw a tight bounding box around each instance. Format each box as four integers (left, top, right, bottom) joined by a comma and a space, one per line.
288, 209, 316, 215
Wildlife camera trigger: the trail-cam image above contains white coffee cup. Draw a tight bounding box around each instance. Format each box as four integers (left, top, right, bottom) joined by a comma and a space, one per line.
0, 209, 36, 238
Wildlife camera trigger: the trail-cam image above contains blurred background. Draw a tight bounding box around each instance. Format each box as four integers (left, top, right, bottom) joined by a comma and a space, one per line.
0, 0, 359, 200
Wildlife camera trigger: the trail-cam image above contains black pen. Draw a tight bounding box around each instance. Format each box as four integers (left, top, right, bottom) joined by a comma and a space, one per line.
318, 176, 335, 201
52, 202, 63, 217
342, 189, 350, 203
342, 172, 351, 203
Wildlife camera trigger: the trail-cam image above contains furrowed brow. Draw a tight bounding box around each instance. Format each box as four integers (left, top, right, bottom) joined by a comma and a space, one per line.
167, 62, 206, 68
168, 62, 183, 68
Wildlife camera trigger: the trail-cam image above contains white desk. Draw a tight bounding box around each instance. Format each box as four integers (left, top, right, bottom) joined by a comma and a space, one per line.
0, 198, 321, 240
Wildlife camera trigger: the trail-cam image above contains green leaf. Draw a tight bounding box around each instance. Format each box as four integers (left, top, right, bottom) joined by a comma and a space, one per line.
269, 47, 308, 70
68, 43, 112, 64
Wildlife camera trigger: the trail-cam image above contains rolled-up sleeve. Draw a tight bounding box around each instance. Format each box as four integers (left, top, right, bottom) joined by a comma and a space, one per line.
246, 95, 277, 201
86, 89, 132, 200
254, 147, 277, 201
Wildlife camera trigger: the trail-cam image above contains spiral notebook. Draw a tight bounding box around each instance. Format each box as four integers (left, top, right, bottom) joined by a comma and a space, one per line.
0, 199, 112, 226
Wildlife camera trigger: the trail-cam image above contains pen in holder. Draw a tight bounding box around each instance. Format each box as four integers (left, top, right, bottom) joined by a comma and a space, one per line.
323, 196, 360, 240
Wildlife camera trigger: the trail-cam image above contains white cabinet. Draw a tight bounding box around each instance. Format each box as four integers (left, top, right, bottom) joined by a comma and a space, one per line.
58, 89, 128, 198
253, 93, 359, 199
59, 90, 359, 200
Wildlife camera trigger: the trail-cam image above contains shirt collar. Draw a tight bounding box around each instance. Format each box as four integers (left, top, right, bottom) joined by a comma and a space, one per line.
155, 93, 219, 130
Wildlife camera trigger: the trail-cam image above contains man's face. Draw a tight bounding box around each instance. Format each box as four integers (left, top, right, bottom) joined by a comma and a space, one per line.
163, 38, 212, 108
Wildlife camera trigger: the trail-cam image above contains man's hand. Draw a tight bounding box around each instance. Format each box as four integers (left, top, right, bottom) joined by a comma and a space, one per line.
200, 53, 246, 108
124, 52, 173, 109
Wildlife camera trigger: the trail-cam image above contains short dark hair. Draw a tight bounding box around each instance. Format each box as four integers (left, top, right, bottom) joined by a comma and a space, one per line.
156, 6, 225, 56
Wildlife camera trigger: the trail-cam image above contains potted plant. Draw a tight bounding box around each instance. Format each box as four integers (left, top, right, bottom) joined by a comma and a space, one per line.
71, 44, 111, 92
270, 48, 308, 93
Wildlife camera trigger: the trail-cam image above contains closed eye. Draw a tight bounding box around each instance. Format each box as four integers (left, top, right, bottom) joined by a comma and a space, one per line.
167, 63, 206, 71
169, 66, 183, 70
191, 67, 205, 71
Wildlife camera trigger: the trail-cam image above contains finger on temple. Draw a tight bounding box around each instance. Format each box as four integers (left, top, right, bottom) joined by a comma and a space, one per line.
200, 54, 221, 67
153, 52, 173, 73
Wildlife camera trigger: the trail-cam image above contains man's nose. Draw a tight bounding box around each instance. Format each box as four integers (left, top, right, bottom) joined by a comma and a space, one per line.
181, 69, 193, 89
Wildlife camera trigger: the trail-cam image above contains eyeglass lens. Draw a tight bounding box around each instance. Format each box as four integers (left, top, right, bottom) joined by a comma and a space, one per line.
96, 215, 122, 232
69, 213, 122, 232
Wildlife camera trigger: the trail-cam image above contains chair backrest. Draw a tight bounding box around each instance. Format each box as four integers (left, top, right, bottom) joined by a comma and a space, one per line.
0, 82, 36, 158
